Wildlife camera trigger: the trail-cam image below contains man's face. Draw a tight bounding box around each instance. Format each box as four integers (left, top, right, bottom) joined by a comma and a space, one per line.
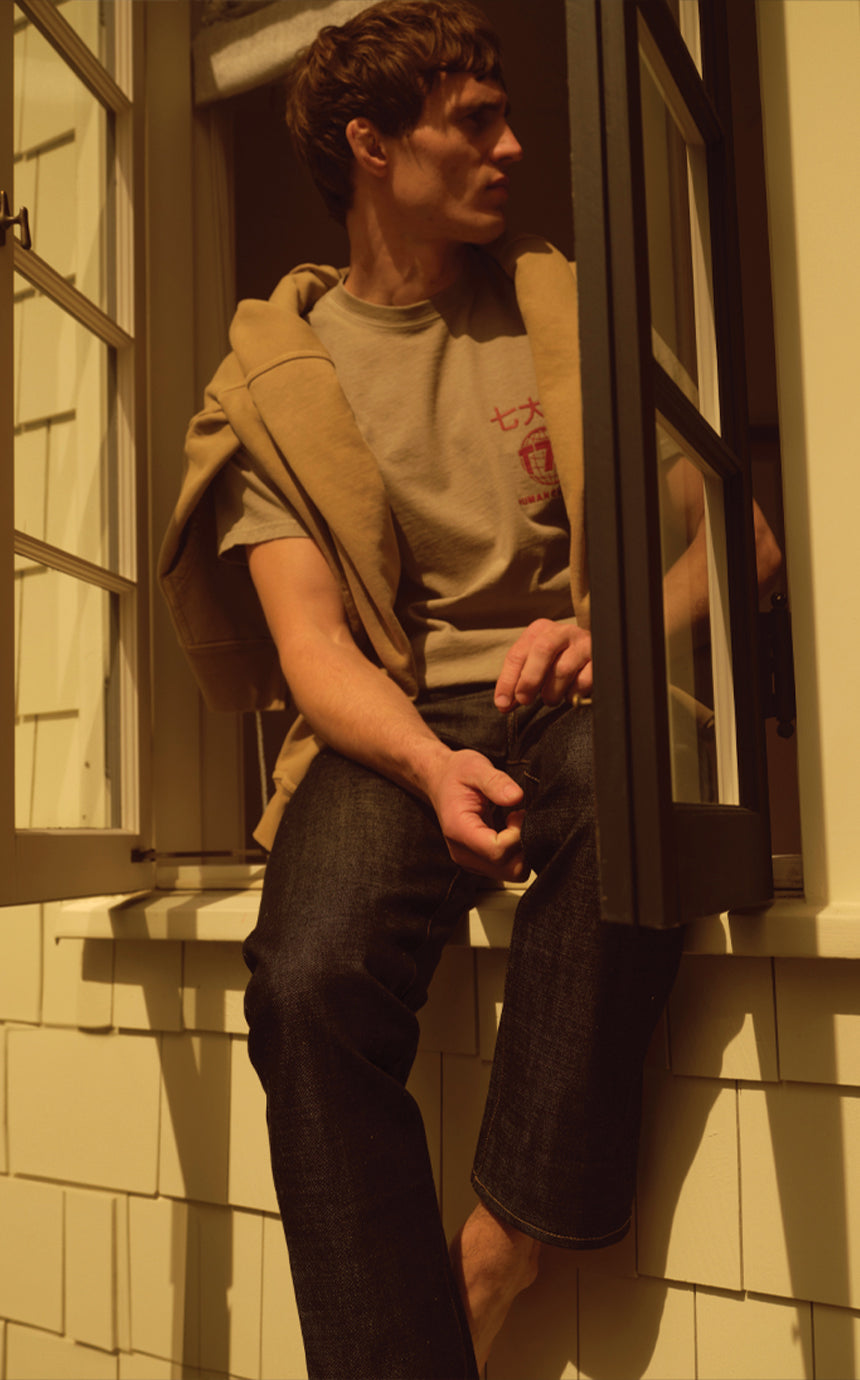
383, 71, 523, 247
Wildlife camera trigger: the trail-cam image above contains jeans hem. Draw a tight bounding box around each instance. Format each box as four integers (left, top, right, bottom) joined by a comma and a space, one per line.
470, 1172, 632, 1251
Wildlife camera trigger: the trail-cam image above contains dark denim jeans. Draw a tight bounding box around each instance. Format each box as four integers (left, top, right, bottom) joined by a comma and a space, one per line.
243, 690, 683, 1379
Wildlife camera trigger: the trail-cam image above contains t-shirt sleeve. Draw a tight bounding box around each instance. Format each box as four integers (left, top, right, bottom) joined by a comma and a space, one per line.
213, 450, 309, 561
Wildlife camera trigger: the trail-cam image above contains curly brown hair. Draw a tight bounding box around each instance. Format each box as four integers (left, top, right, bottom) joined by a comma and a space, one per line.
285, 0, 504, 224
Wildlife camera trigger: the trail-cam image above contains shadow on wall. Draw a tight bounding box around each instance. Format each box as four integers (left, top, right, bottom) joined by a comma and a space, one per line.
482, 940, 857, 1380
66, 929, 860, 1377
82, 937, 239, 1376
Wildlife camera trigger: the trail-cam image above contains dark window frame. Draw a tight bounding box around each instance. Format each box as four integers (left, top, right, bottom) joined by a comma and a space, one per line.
566, 0, 772, 927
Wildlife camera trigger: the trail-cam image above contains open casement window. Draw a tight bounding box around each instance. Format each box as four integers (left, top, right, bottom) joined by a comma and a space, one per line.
0, 0, 154, 903
567, 0, 772, 927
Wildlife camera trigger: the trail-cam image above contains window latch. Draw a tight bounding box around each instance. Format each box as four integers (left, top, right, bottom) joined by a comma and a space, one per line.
0, 190, 31, 251
759, 592, 796, 738
131, 848, 157, 863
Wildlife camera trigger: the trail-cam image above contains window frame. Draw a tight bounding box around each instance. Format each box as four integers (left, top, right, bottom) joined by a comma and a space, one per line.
566, 0, 772, 928
0, 0, 154, 904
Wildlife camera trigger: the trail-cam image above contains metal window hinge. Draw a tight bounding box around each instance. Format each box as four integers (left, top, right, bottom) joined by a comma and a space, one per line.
0, 190, 31, 250
759, 592, 796, 738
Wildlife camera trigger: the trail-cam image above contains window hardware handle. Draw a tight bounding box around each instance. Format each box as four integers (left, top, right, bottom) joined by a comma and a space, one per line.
0, 190, 31, 250
759, 592, 796, 738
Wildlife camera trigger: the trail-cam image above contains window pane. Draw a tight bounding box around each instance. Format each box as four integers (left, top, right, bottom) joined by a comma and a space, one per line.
640, 42, 720, 431
657, 417, 738, 805
14, 276, 118, 571
662, 0, 703, 75
47, 0, 116, 77
13, 8, 115, 313
14, 561, 122, 829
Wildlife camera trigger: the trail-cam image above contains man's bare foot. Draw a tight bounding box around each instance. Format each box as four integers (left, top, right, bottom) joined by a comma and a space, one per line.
450, 1201, 541, 1370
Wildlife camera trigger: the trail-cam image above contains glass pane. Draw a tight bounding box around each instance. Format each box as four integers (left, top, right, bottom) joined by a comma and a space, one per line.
662, 0, 702, 75
657, 416, 738, 805
639, 41, 720, 431
14, 275, 118, 570
14, 561, 122, 829
47, 0, 116, 77
13, 7, 115, 313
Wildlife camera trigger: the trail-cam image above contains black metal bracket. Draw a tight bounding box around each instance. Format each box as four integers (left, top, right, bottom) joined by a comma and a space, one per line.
130, 848, 157, 863
759, 592, 796, 738
0, 189, 31, 250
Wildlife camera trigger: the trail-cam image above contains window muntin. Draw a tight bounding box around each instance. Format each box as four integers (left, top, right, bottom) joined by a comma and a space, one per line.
45, 0, 116, 78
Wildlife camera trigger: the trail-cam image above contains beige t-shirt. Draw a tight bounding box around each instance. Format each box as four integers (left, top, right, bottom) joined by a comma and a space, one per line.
215, 251, 574, 690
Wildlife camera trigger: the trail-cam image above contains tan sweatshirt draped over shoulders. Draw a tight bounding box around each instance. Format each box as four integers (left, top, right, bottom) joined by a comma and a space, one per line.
158, 235, 587, 847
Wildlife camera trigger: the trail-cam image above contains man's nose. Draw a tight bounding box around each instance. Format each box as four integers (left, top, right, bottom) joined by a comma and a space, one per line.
495, 122, 523, 165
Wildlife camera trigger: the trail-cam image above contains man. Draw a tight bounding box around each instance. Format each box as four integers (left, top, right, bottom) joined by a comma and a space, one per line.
160, 3, 778, 1376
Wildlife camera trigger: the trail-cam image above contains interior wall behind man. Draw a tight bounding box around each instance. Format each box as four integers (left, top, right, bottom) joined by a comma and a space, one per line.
231, 0, 573, 300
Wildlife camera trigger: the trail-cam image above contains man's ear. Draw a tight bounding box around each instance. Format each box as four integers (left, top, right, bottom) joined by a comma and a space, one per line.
345, 118, 389, 179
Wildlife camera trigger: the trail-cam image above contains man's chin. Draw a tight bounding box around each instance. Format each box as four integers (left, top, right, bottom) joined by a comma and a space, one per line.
465, 214, 509, 246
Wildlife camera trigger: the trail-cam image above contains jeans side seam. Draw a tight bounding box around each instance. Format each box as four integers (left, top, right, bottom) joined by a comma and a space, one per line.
425, 867, 471, 942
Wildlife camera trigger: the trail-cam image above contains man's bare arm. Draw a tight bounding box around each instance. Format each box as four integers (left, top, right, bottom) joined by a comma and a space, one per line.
247, 536, 527, 880
493, 465, 781, 712
662, 455, 781, 642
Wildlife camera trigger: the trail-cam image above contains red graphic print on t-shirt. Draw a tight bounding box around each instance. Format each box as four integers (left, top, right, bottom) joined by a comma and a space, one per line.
490, 397, 560, 507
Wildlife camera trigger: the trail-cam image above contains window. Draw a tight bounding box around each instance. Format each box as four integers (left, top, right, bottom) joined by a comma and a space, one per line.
0, 0, 153, 903
567, 0, 772, 926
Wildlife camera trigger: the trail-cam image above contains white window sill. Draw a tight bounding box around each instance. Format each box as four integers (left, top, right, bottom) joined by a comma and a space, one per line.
53, 863, 525, 947
51, 863, 860, 958
683, 899, 860, 958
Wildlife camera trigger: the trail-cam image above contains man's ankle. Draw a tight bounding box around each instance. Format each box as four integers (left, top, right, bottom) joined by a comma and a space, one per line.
450, 1202, 542, 1368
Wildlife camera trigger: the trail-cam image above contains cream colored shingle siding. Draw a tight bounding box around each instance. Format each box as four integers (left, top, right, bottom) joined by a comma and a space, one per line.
5, 934, 860, 1377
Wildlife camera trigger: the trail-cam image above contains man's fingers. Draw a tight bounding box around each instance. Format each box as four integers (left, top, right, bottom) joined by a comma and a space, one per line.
446, 794, 526, 882
494, 647, 528, 710
452, 796, 522, 858
478, 765, 523, 809
448, 825, 527, 882
427, 749, 527, 883
495, 621, 592, 710
495, 624, 558, 708
541, 648, 594, 705
570, 660, 593, 697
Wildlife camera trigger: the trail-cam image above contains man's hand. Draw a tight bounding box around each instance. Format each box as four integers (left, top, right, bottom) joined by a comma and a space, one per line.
424, 749, 526, 882
494, 620, 593, 712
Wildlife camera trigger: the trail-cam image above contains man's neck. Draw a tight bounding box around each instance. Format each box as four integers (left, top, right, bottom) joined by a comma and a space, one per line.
343, 214, 469, 306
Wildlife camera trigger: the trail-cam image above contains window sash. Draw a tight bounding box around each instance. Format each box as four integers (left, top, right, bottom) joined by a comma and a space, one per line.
566, 0, 772, 927
0, 0, 153, 904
